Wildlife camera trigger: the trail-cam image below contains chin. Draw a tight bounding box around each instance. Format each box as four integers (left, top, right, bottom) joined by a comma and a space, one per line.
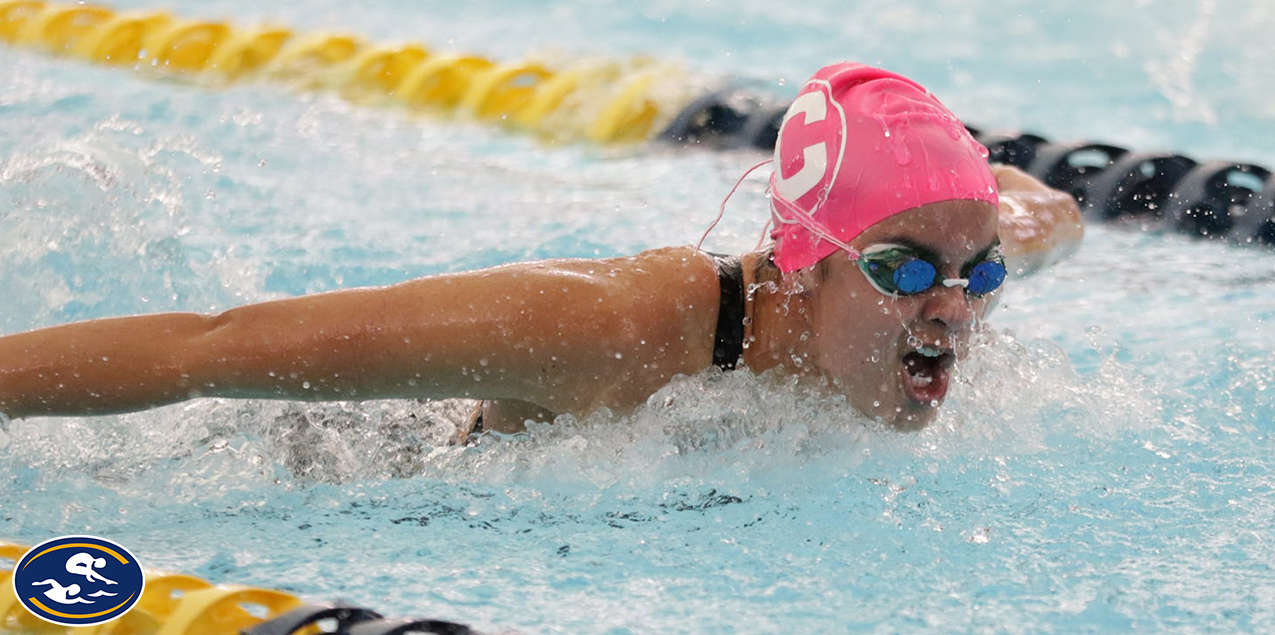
887, 405, 938, 431
838, 369, 943, 431
868, 391, 940, 431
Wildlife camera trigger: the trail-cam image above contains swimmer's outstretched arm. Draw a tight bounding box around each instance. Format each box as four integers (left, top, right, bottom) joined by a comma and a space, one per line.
0, 248, 719, 420
992, 164, 1084, 276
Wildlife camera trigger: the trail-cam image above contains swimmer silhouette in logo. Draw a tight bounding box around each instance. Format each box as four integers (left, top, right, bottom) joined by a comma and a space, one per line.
29, 579, 95, 604
26, 552, 120, 607
65, 551, 118, 585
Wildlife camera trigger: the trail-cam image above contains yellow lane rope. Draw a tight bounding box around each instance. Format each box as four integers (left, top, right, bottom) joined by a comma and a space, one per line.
0, 0, 701, 144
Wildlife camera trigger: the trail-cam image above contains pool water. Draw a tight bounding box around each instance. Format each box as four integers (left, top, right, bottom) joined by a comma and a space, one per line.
2, 1, 1274, 633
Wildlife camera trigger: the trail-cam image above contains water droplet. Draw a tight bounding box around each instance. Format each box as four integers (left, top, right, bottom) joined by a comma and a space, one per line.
479, 357, 490, 367
302, 381, 311, 389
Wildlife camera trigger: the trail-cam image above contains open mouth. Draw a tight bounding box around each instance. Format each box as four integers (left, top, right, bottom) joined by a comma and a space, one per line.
900, 346, 955, 406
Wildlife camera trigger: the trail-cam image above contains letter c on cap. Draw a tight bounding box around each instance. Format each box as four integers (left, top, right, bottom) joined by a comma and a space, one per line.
774, 90, 829, 201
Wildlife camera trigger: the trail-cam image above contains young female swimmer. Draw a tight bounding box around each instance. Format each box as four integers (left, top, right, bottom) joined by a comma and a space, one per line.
0, 63, 1082, 438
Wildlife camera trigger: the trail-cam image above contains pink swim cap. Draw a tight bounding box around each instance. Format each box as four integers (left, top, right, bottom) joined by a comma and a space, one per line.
769, 63, 999, 272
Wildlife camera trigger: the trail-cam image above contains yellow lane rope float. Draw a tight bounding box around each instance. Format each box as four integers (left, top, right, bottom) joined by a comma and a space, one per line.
0, 0, 697, 144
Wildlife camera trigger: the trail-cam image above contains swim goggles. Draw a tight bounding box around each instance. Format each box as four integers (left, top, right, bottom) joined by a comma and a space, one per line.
855, 243, 1007, 298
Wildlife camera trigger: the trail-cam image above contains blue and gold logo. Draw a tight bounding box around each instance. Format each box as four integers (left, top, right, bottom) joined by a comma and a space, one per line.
11, 535, 145, 626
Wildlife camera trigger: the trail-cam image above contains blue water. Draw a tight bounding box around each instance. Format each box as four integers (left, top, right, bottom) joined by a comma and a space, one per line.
2, 1, 1275, 633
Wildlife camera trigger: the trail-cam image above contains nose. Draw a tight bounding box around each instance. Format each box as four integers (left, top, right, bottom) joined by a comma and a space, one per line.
922, 283, 975, 334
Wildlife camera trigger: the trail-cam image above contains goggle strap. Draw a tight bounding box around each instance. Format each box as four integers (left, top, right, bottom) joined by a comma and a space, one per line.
941, 278, 970, 289
769, 189, 862, 261
697, 158, 774, 253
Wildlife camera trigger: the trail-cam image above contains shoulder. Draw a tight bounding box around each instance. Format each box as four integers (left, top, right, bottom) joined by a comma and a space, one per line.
548, 246, 721, 355
502, 246, 720, 318
454, 246, 724, 412
535, 246, 717, 283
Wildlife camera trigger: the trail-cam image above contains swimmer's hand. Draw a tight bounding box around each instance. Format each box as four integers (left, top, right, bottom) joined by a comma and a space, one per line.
992, 164, 1084, 277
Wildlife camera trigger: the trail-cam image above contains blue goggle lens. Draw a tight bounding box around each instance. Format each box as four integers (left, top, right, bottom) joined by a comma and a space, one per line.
892, 259, 938, 295
966, 259, 1007, 296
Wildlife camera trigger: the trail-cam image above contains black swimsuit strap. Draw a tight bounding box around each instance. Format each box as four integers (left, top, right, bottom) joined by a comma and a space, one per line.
709, 253, 746, 371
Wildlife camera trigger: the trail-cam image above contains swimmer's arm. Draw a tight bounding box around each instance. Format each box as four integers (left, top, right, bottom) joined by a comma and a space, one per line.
992, 164, 1084, 276
0, 249, 716, 419
0, 314, 221, 418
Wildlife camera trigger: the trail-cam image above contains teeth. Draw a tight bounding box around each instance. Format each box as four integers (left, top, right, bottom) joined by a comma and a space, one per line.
909, 374, 933, 387
917, 346, 943, 358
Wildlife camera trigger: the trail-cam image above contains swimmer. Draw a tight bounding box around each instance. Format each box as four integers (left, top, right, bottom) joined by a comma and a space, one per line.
65, 552, 117, 585
30, 579, 94, 604
0, 63, 1081, 438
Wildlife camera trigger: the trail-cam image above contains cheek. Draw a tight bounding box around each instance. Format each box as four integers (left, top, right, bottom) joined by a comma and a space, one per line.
812, 293, 910, 369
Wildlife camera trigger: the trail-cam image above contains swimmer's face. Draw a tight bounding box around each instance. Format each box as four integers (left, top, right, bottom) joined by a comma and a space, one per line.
802, 200, 1000, 429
